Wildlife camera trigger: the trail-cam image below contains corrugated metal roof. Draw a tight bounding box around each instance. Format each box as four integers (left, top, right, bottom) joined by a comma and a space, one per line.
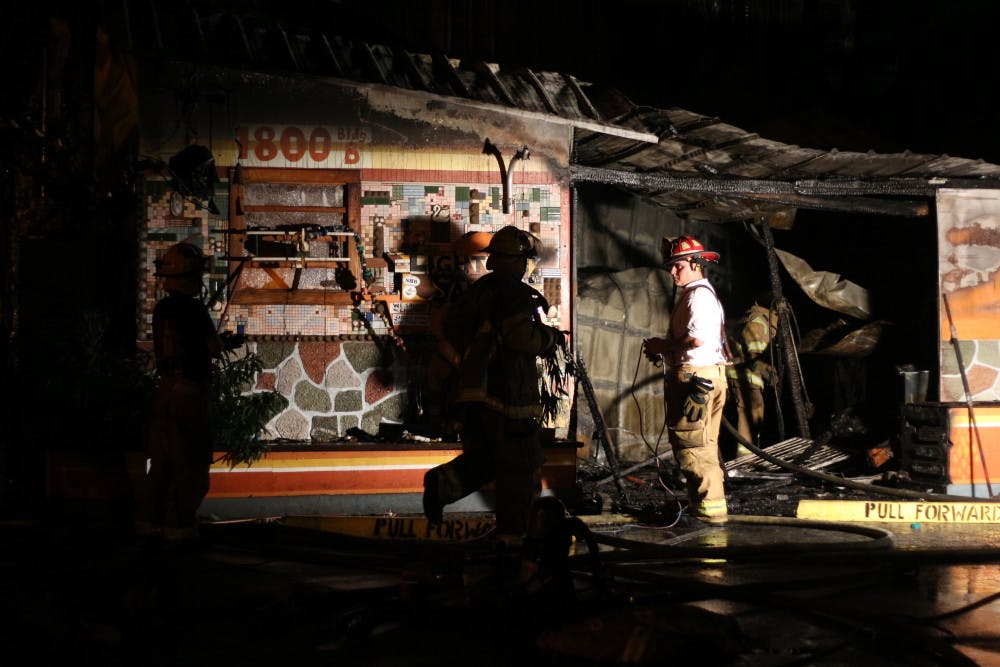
128, 2, 1000, 221
571, 107, 1000, 221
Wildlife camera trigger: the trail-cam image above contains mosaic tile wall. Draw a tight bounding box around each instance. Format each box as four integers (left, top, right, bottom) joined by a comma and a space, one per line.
215, 179, 566, 338
140, 178, 231, 336
140, 175, 568, 441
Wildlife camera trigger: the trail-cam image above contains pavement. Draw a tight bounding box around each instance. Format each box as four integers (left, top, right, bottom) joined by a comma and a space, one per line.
3, 483, 1000, 667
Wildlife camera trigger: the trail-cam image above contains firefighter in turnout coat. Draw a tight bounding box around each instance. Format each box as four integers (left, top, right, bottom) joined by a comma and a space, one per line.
422, 226, 564, 542
727, 294, 778, 452
140, 242, 223, 541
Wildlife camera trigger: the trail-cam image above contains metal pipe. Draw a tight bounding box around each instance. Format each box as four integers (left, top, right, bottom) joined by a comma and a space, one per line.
942, 292, 994, 498
482, 139, 506, 211
482, 138, 529, 214
506, 145, 530, 213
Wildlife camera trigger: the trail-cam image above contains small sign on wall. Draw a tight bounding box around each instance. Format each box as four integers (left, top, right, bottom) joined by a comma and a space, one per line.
389, 301, 431, 330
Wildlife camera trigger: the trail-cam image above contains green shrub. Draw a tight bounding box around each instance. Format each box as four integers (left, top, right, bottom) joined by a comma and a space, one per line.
211, 348, 287, 467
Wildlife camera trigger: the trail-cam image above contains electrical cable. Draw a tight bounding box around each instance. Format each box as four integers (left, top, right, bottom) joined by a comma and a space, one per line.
627, 335, 668, 461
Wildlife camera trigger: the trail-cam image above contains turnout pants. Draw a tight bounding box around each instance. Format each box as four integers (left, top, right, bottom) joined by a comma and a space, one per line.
140, 376, 214, 538
426, 405, 543, 538
666, 363, 728, 522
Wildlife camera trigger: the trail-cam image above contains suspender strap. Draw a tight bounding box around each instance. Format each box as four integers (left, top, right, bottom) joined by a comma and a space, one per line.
688, 283, 732, 363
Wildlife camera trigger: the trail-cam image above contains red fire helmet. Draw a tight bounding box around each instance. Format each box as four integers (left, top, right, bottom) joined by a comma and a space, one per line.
661, 236, 720, 265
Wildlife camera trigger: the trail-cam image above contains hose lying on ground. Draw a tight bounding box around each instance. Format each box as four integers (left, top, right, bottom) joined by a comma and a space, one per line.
720, 418, 990, 503
594, 416, 989, 503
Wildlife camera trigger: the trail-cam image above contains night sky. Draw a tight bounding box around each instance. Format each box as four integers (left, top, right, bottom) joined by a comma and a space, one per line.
326, 0, 1000, 165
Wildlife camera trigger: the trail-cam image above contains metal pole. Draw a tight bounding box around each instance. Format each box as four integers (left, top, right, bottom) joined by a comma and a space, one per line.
942, 293, 994, 498
575, 351, 630, 507
758, 218, 812, 438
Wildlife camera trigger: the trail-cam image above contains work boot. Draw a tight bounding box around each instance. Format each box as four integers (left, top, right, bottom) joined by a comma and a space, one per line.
422, 469, 443, 525
688, 506, 729, 526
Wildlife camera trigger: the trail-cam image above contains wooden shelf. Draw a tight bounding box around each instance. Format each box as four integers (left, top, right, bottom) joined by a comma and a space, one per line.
244, 229, 354, 236
228, 289, 357, 306
226, 167, 363, 315
241, 205, 347, 214
247, 258, 350, 264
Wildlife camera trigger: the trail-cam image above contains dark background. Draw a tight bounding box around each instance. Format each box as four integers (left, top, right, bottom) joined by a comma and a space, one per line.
319, 0, 1000, 164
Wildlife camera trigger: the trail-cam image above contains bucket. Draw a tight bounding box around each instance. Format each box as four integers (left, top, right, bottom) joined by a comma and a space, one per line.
900, 370, 929, 404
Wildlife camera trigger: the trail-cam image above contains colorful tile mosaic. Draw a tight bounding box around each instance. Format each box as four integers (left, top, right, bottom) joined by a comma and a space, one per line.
139, 171, 569, 441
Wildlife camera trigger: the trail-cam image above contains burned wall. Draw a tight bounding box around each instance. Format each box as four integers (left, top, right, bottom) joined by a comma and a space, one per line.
137, 65, 574, 441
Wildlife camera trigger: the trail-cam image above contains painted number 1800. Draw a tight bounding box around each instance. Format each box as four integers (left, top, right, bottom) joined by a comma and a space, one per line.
235, 125, 368, 164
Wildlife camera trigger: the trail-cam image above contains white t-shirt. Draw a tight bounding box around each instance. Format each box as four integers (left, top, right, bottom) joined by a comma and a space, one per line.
671, 278, 727, 366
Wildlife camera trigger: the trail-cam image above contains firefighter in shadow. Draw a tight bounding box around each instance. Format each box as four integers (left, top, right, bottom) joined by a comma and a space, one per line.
726, 292, 778, 456
138, 242, 232, 542
422, 226, 566, 546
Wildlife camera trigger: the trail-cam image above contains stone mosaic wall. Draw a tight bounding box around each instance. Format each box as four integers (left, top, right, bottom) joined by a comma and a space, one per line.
937, 189, 1000, 402
941, 340, 1000, 401
252, 340, 411, 441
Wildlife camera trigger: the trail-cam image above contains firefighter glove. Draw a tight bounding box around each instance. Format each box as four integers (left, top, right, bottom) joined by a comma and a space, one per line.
683, 376, 714, 422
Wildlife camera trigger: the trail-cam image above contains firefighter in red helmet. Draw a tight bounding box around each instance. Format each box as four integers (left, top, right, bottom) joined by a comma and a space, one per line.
643, 236, 730, 525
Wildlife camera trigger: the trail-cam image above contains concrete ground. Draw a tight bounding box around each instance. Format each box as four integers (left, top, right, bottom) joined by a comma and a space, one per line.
3, 490, 1000, 667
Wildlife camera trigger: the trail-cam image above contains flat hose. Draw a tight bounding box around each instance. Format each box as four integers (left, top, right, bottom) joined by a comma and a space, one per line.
587, 514, 895, 560
723, 416, 992, 503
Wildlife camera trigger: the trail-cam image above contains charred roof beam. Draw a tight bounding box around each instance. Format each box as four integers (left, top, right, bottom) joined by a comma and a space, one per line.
572, 165, 1000, 197
765, 150, 832, 177
694, 143, 803, 176
514, 67, 559, 115
649, 189, 926, 218
656, 133, 760, 170
469, 61, 517, 107
561, 74, 601, 121
737, 192, 929, 217
316, 34, 345, 78
584, 137, 668, 167
190, 7, 209, 59
432, 52, 471, 99
653, 114, 722, 138
229, 15, 256, 62
795, 177, 1000, 196
394, 49, 433, 93
882, 153, 942, 177
569, 165, 961, 217
356, 42, 389, 85
575, 107, 647, 147
274, 23, 301, 71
